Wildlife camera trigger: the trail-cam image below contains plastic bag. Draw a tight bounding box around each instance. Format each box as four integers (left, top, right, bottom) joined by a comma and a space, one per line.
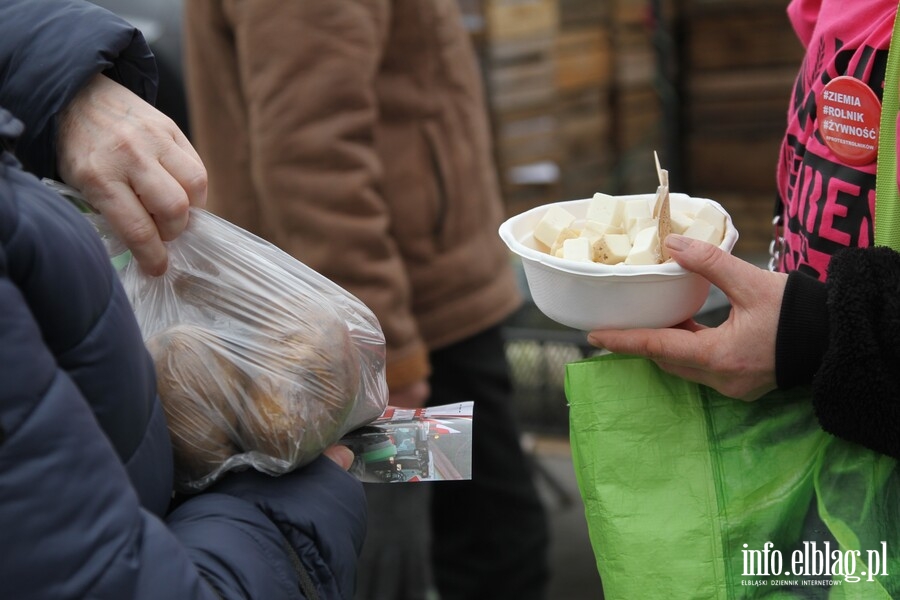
49, 182, 388, 492
564, 353, 900, 599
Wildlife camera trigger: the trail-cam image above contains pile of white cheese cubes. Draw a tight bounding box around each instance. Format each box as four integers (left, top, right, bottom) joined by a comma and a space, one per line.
532, 193, 727, 266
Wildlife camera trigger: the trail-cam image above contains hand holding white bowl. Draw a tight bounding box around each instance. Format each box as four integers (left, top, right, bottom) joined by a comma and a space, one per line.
587, 234, 787, 401
499, 193, 739, 330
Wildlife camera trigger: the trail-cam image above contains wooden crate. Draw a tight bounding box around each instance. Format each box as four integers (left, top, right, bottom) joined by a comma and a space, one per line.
613, 86, 663, 151
684, 8, 803, 71
612, 0, 650, 26
560, 157, 613, 199
557, 87, 612, 161
687, 0, 790, 7
677, 0, 797, 240
495, 107, 561, 167
611, 0, 678, 28
610, 23, 656, 89
485, 0, 559, 41
686, 66, 797, 135
618, 157, 664, 194
686, 134, 782, 193
503, 176, 564, 217
702, 191, 777, 258
555, 26, 612, 92
560, 111, 610, 165
557, 87, 613, 198
486, 35, 557, 112
558, 0, 609, 29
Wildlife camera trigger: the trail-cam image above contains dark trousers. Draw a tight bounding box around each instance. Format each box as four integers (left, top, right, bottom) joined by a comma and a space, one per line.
428, 324, 550, 600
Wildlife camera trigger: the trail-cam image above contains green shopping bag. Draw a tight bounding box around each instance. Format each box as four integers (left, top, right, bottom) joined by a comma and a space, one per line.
565, 354, 900, 599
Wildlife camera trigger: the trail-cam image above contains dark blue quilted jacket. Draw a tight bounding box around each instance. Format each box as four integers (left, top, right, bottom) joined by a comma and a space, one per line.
0, 2, 365, 598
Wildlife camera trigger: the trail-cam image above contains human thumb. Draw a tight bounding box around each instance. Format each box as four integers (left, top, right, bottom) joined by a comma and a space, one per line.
323, 445, 355, 470
664, 233, 754, 296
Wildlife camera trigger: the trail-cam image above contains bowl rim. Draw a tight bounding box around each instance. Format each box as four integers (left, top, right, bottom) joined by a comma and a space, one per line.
498, 193, 739, 278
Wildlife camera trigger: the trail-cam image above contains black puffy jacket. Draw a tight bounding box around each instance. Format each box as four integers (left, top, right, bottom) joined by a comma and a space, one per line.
0, 2, 365, 598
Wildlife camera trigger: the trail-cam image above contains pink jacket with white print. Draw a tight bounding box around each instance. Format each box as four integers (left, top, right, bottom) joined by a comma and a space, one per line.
774, 0, 900, 459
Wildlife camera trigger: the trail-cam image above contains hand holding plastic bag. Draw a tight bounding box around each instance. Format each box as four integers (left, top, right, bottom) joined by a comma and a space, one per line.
50, 182, 389, 492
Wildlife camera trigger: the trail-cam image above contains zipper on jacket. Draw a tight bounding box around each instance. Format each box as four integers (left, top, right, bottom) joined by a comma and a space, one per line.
282, 536, 320, 600
424, 125, 449, 242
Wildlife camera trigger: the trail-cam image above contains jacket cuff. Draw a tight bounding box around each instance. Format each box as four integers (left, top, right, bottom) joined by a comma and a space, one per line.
775, 271, 830, 389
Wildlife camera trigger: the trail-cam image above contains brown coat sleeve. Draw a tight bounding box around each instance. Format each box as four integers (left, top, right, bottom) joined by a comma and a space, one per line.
184, 0, 430, 389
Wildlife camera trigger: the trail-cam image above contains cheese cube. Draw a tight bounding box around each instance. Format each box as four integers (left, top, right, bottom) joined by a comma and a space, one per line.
623, 199, 652, 230
587, 193, 625, 229
579, 219, 616, 245
533, 205, 577, 249
682, 219, 720, 245
562, 237, 593, 262
693, 203, 726, 244
625, 227, 661, 265
628, 217, 656, 244
670, 210, 694, 235
550, 227, 580, 255
581, 219, 613, 237
592, 233, 632, 265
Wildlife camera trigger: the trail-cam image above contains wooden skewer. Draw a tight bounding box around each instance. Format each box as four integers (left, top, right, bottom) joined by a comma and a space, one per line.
653, 151, 668, 187
652, 152, 672, 262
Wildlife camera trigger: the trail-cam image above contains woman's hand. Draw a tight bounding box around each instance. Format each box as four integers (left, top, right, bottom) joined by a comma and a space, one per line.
587, 233, 788, 400
57, 74, 208, 276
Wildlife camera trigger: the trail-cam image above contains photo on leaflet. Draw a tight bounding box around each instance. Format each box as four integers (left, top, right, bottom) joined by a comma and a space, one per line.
340, 402, 473, 483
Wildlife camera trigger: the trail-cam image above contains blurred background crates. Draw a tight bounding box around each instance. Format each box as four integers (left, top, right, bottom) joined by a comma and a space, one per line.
464, 0, 800, 259
679, 0, 804, 257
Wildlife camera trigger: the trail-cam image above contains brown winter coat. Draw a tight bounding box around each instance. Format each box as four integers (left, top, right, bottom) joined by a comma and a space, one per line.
183, 0, 521, 389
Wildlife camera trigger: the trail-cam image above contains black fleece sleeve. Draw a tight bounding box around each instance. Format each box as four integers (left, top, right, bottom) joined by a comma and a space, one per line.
777, 246, 900, 459
776, 270, 830, 389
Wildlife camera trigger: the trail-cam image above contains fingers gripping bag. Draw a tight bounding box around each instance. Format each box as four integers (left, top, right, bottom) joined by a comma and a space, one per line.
48, 182, 388, 492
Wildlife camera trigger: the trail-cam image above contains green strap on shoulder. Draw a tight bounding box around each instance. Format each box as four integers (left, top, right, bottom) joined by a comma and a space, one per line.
875, 4, 900, 250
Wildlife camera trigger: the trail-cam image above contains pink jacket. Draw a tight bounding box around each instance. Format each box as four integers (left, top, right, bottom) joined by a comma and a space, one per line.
776, 0, 896, 278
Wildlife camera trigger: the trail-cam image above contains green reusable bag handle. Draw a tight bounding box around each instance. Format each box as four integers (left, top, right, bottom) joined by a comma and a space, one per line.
876, 1, 900, 250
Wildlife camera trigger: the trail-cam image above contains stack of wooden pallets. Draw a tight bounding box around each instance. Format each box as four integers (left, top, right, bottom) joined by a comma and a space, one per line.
554, 2, 613, 200
481, 0, 563, 215
469, 0, 800, 260
679, 0, 803, 256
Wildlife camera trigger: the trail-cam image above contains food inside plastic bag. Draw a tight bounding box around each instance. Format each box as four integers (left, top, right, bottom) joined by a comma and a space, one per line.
48, 181, 388, 492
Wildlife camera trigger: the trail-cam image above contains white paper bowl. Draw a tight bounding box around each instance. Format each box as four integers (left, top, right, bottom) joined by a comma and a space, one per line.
498, 193, 739, 331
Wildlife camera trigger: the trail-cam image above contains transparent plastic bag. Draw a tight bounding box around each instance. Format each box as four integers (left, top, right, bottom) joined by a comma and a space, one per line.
48, 181, 389, 492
